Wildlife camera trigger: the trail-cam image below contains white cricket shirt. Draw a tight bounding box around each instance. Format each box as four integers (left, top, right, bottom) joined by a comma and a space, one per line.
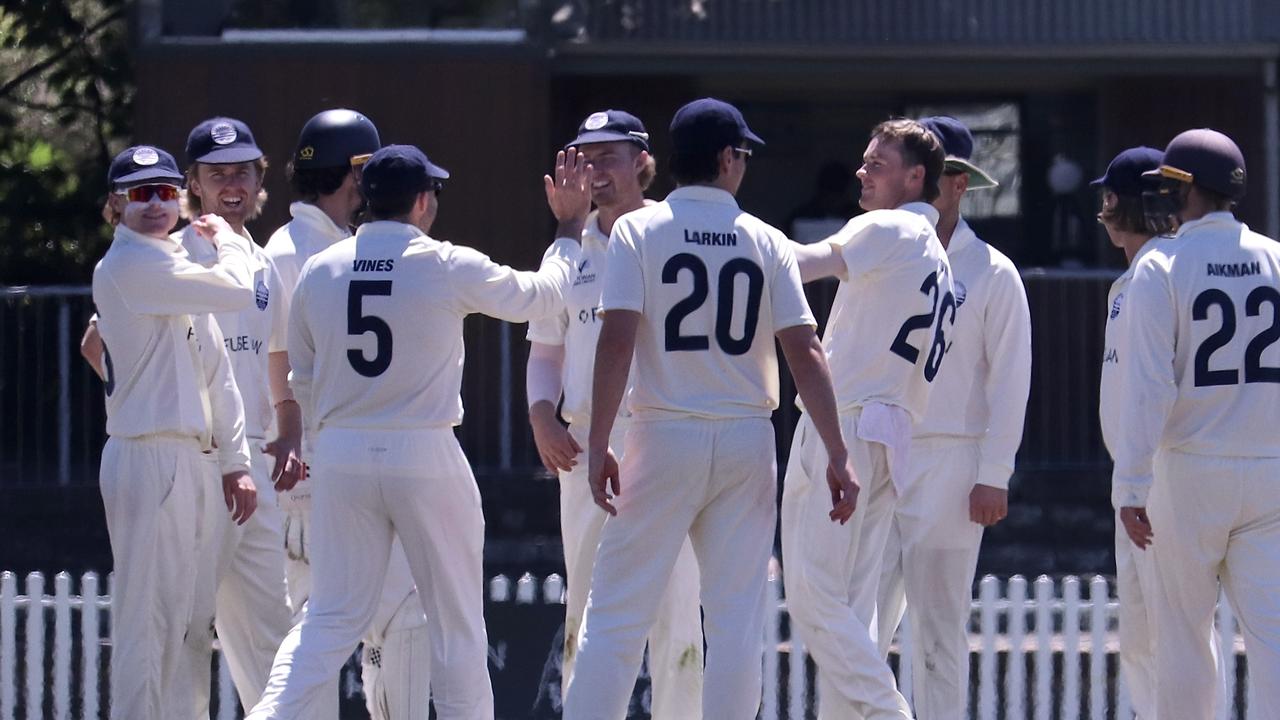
821, 202, 953, 423
1099, 239, 1161, 461
92, 224, 254, 473
264, 201, 350, 332
289, 220, 575, 431
913, 218, 1031, 490
1113, 212, 1280, 507
179, 225, 288, 440
601, 185, 815, 421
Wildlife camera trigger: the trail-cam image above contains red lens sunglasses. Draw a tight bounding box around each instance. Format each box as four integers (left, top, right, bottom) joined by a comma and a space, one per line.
117, 184, 181, 203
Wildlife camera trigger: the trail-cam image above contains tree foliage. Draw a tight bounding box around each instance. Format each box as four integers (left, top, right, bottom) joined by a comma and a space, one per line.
0, 0, 131, 286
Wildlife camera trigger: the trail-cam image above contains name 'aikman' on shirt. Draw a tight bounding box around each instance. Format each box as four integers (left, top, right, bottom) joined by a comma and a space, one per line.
1206, 260, 1262, 278
683, 229, 738, 246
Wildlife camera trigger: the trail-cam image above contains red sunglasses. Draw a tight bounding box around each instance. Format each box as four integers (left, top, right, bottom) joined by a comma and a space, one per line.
117, 184, 181, 203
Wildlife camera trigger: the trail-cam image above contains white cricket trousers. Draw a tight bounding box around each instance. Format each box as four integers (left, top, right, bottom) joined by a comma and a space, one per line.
247, 427, 493, 720
1148, 449, 1280, 720
1113, 511, 1156, 720
560, 419, 703, 718
563, 416, 776, 720
99, 435, 209, 720
183, 443, 294, 716
781, 411, 911, 720
875, 437, 984, 720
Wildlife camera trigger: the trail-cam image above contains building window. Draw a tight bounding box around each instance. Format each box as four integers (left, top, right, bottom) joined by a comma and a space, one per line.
906, 102, 1021, 220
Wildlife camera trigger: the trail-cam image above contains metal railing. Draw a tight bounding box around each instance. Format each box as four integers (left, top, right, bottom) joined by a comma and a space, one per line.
1, 569, 1253, 719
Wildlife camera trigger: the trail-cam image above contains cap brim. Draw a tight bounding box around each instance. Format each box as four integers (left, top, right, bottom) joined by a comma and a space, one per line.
426, 161, 450, 180
947, 158, 997, 189
743, 128, 765, 146
194, 146, 264, 164
114, 168, 185, 186
565, 131, 649, 150
1089, 175, 1107, 187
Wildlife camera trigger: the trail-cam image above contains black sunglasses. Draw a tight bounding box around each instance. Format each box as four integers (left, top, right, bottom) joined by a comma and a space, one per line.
428, 178, 445, 197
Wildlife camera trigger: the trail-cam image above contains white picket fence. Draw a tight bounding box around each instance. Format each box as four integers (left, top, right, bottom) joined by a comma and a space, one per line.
1, 569, 1252, 720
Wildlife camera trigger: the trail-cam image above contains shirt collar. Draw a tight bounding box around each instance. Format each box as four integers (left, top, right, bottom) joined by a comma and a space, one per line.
898, 201, 940, 227
1175, 211, 1240, 238
666, 185, 740, 207
289, 201, 350, 245
354, 220, 425, 242
584, 209, 609, 246
947, 216, 978, 254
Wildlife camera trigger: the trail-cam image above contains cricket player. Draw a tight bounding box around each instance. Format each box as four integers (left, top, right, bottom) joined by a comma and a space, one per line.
564, 98, 856, 720
783, 118, 951, 719
172, 116, 297, 717
1115, 128, 1280, 720
871, 116, 1031, 720
1094, 145, 1164, 719
525, 109, 703, 715
265, 109, 431, 720
248, 143, 587, 720
92, 144, 258, 720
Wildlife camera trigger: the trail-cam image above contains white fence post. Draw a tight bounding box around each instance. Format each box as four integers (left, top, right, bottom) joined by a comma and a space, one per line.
516, 573, 537, 604
788, 633, 806, 720
53, 573, 71, 720
1, 572, 15, 720
217, 651, 236, 720
898, 614, 913, 705
1006, 575, 1027, 720
1033, 576, 1053, 720
542, 574, 565, 605
25, 573, 45, 719
1062, 576, 1080, 720
977, 576, 998, 720
82, 572, 100, 720
1089, 575, 1108, 720
1216, 593, 1236, 720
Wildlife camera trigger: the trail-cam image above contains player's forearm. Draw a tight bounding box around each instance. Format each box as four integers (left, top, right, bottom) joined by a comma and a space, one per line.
268, 351, 294, 405
588, 312, 638, 452
792, 240, 847, 283
778, 325, 847, 461
525, 342, 565, 409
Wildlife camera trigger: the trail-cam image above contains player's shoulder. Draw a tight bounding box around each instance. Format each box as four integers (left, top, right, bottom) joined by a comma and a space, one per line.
263, 222, 299, 262
614, 202, 668, 235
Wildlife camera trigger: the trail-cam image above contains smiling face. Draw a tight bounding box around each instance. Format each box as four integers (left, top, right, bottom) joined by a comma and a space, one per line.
188, 161, 264, 226
856, 135, 924, 211
578, 141, 647, 210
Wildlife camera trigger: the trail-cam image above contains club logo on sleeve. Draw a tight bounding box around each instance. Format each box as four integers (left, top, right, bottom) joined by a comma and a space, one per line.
584, 112, 609, 130
1110, 293, 1124, 320
255, 279, 270, 310
211, 122, 238, 145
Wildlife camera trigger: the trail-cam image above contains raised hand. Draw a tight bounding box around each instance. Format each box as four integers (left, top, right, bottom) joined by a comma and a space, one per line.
543, 147, 594, 240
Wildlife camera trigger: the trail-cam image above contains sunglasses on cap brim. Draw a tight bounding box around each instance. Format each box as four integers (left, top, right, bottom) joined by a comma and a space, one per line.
115, 184, 182, 203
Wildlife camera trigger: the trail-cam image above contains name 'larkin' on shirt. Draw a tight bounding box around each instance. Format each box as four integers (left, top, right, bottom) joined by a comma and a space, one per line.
684, 229, 738, 246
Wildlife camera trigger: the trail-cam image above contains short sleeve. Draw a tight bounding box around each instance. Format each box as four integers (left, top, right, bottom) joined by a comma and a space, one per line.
769, 236, 817, 331
832, 212, 899, 280
601, 220, 645, 313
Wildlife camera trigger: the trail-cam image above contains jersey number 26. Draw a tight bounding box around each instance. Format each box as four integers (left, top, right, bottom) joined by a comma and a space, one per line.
889, 267, 956, 382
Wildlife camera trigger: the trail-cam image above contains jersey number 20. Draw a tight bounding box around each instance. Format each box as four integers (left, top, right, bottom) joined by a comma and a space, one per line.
1192, 286, 1280, 386
348, 280, 393, 377
889, 268, 955, 382
662, 253, 764, 355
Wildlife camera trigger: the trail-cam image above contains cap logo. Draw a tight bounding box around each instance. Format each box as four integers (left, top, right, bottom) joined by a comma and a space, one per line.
210, 122, 238, 145
132, 147, 160, 166
584, 112, 609, 131
1232, 168, 1245, 183
299, 146, 315, 160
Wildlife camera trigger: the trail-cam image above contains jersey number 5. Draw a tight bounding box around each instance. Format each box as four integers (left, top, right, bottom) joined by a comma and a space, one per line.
889, 268, 956, 382
348, 280, 393, 377
1192, 286, 1280, 386
662, 253, 764, 355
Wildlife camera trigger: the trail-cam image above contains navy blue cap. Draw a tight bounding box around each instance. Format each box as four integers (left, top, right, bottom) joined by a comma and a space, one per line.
108, 146, 185, 188
918, 116, 998, 189
566, 110, 650, 151
359, 144, 451, 199
1092, 146, 1163, 197
185, 117, 263, 165
670, 98, 764, 155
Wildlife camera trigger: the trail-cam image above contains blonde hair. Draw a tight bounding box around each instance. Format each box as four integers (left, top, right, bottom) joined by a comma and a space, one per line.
637, 152, 657, 191
183, 158, 270, 220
